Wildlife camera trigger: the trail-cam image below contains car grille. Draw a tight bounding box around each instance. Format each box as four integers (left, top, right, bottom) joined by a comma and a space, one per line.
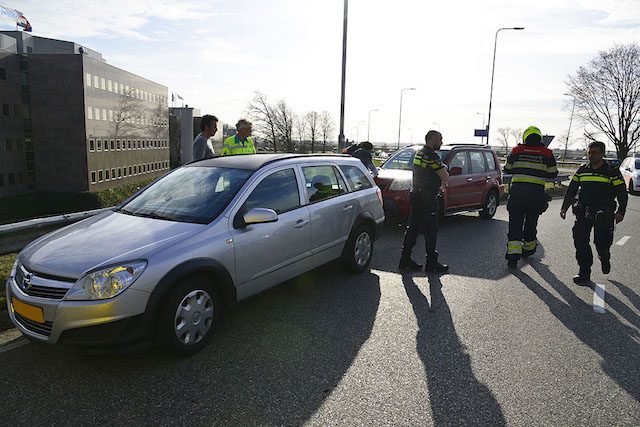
13, 312, 53, 337
15, 264, 73, 300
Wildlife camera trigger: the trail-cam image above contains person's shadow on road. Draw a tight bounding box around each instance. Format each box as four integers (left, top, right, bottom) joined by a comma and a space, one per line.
402, 273, 507, 425
514, 263, 640, 402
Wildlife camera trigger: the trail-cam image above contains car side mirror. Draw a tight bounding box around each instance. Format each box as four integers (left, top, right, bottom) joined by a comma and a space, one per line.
449, 166, 463, 176
243, 208, 278, 225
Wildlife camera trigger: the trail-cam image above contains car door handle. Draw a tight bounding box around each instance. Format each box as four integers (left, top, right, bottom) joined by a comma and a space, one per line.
343, 205, 353, 212
294, 219, 309, 228
467, 177, 473, 182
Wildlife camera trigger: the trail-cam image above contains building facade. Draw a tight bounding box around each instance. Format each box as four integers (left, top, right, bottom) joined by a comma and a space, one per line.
0, 31, 169, 197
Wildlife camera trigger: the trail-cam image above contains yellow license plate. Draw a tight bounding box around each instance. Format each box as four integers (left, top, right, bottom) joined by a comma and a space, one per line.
12, 298, 45, 324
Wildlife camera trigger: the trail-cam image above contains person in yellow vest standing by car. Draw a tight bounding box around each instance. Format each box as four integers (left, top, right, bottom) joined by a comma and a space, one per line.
222, 119, 256, 156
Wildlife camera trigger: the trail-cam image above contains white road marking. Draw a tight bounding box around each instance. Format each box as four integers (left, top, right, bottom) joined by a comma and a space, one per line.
615, 236, 631, 246
593, 284, 606, 314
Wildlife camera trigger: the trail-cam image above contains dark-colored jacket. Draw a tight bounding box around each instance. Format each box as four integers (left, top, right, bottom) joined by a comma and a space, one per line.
561, 162, 628, 216
352, 148, 378, 176
504, 144, 558, 188
412, 146, 444, 196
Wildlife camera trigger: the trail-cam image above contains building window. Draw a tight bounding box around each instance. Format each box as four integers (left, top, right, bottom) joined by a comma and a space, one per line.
93, 75, 99, 88
117, 167, 122, 178
87, 106, 93, 120
137, 140, 141, 149
18, 172, 25, 184
86, 72, 91, 86
2, 104, 9, 116
135, 88, 139, 98
5, 139, 12, 151
0, 67, 7, 80
98, 170, 103, 182
108, 80, 112, 92
133, 165, 137, 175
102, 109, 107, 121
123, 166, 127, 177
91, 171, 96, 184
111, 168, 116, 178
101, 78, 106, 90
94, 107, 100, 120
129, 166, 132, 175
105, 169, 110, 180
8, 173, 15, 185
97, 139, 102, 151
120, 84, 124, 95
104, 139, 109, 151
0, 174, 3, 186
116, 139, 120, 150
89, 139, 95, 152
128, 139, 132, 150
125, 85, 129, 96
113, 81, 118, 93
110, 139, 115, 150
109, 110, 113, 121
16, 139, 23, 150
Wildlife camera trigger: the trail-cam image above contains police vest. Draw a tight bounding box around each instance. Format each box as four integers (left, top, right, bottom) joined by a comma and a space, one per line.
221, 135, 256, 156
504, 144, 557, 187
413, 146, 444, 194
571, 163, 625, 208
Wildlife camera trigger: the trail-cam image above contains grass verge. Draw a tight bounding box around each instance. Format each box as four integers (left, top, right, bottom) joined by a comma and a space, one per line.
0, 252, 18, 309
0, 178, 155, 225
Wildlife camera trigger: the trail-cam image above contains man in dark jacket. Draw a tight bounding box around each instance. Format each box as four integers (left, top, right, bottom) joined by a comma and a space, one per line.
560, 141, 628, 284
351, 141, 378, 176
503, 126, 558, 268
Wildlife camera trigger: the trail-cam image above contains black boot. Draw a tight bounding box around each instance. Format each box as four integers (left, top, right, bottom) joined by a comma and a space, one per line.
399, 254, 422, 271
425, 252, 449, 272
600, 257, 611, 274
573, 269, 591, 285
507, 259, 518, 268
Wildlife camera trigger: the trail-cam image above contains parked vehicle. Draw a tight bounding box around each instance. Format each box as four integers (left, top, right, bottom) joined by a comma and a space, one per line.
374, 144, 505, 219
6, 154, 384, 355
620, 156, 640, 194
604, 157, 622, 169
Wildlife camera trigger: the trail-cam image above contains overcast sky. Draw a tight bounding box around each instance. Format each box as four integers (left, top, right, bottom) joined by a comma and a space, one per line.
2, 0, 640, 150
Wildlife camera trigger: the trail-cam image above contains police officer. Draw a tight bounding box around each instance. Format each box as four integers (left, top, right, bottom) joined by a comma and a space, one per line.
504, 126, 558, 268
560, 141, 627, 284
222, 119, 256, 156
398, 130, 449, 272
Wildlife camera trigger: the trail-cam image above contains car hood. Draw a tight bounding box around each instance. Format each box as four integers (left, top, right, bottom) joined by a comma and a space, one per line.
376, 168, 412, 182
21, 211, 203, 279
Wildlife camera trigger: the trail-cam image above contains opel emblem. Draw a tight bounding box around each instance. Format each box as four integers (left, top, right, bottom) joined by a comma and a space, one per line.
21, 273, 34, 291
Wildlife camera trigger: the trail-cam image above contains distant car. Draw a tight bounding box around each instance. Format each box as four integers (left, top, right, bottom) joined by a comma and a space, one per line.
374, 144, 505, 219
7, 154, 384, 355
604, 158, 622, 169
620, 156, 640, 194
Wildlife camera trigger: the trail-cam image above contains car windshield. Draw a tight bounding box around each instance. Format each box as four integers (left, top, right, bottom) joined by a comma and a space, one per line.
118, 166, 252, 224
635, 159, 640, 169
382, 148, 450, 170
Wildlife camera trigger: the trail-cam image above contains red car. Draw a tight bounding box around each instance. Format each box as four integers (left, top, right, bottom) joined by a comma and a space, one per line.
374, 144, 505, 219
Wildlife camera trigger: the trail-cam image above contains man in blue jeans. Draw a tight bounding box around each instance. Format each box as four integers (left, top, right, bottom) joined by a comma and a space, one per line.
398, 130, 449, 272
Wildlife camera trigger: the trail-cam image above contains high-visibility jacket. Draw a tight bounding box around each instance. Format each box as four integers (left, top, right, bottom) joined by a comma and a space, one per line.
561, 162, 628, 215
504, 144, 558, 187
221, 135, 256, 156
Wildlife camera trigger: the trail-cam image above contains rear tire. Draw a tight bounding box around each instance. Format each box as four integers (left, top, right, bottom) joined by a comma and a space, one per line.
342, 224, 374, 273
158, 276, 221, 356
480, 190, 498, 219
629, 179, 635, 195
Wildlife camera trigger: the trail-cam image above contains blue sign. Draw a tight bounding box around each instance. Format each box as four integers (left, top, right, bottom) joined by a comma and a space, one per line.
474, 129, 488, 137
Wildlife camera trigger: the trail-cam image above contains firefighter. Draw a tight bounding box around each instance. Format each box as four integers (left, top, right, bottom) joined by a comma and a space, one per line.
560, 141, 627, 284
398, 130, 449, 272
504, 126, 558, 268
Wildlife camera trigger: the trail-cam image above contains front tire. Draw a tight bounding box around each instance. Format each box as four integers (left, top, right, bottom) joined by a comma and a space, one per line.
342, 224, 374, 273
629, 179, 635, 195
479, 190, 498, 219
158, 277, 221, 356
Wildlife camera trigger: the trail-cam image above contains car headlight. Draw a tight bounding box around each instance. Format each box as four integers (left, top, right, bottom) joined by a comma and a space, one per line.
389, 179, 412, 191
64, 261, 147, 301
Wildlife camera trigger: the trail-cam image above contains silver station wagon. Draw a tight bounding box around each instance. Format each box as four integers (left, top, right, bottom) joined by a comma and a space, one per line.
6, 154, 385, 355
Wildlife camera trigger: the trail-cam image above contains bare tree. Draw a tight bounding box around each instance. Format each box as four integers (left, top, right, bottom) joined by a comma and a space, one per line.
320, 111, 336, 152
305, 111, 320, 153
510, 128, 523, 147
294, 114, 307, 152
112, 93, 145, 139
496, 127, 511, 154
247, 91, 279, 152
566, 43, 640, 160
274, 99, 294, 152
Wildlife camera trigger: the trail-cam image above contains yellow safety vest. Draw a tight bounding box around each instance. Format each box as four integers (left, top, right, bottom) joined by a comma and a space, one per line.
221, 135, 256, 156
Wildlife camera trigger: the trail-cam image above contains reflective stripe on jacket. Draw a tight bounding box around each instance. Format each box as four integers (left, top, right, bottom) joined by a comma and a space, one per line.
504, 144, 557, 187
221, 135, 256, 156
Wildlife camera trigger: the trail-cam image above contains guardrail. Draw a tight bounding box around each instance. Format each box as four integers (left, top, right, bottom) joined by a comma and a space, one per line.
0, 208, 111, 256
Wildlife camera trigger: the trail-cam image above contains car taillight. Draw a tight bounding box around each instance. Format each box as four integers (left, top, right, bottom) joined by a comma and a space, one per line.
376, 187, 383, 205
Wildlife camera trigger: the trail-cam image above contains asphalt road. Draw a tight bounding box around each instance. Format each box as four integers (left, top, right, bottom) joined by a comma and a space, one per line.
1, 193, 639, 425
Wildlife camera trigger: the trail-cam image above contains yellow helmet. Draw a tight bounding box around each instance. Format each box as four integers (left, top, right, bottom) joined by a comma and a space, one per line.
523, 126, 542, 143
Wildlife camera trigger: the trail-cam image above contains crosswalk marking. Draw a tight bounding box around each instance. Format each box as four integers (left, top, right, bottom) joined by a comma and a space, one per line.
615, 236, 631, 246
593, 284, 606, 314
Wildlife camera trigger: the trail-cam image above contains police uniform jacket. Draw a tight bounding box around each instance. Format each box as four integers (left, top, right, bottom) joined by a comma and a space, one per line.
561, 162, 628, 216
412, 146, 444, 198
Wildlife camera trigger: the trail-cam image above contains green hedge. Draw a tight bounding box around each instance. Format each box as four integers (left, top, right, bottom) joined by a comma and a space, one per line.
0, 178, 154, 225
0, 252, 18, 308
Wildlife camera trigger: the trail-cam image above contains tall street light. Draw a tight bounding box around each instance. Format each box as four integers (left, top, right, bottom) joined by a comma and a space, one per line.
356, 120, 365, 143
367, 109, 378, 142
397, 87, 416, 149
476, 112, 485, 144
486, 27, 524, 145
563, 93, 576, 160
338, 0, 349, 150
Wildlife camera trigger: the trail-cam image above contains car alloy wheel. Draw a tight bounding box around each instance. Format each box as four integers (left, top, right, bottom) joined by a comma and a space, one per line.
354, 231, 372, 267
174, 289, 215, 345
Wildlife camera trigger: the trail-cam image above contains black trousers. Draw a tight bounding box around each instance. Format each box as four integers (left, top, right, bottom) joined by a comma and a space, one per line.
573, 212, 614, 274
401, 191, 439, 262
506, 185, 545, 260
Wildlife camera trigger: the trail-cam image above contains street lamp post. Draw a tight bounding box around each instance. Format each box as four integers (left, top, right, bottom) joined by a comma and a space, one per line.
476, 112, 485, 144
397, 87, 416, 149
367, 109, 378, 142
356, 120, 364, 143
338, 0, 349, 151
563, 94, 576, 160
486, 27, 524, 145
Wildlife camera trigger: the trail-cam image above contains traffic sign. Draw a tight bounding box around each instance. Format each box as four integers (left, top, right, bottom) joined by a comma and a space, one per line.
474, 129, 488, 137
